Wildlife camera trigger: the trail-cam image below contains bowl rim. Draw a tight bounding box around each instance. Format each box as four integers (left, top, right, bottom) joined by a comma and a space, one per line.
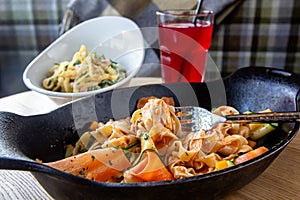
22, 16, 145, 98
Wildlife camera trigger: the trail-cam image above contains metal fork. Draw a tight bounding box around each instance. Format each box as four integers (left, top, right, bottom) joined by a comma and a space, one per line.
175, 106, 300, 132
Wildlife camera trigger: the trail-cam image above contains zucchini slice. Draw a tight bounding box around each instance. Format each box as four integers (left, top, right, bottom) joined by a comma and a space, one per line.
249, 123, 277, 140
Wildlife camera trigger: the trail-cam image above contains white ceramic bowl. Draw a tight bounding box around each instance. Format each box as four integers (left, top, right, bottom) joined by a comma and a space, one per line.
23, 16, 144, 99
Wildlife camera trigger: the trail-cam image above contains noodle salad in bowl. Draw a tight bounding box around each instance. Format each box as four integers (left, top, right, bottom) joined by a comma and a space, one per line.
42, 45, 126, 93
23, 16, 144, 99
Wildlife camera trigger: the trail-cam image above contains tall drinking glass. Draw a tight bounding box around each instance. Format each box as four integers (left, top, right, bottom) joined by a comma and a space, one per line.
156, 10, 214, 82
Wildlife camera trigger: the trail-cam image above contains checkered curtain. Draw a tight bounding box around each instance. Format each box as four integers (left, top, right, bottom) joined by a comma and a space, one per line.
0, 0, 69, 96
210, 0, 300, 75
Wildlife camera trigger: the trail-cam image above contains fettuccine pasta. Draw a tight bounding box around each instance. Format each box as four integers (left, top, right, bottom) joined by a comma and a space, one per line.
42, 45, 126, 93
44, 97, 276, 183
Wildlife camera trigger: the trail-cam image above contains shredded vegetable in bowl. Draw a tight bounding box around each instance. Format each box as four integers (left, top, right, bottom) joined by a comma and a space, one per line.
43, 45, 126, 93
42, 97, 277, 183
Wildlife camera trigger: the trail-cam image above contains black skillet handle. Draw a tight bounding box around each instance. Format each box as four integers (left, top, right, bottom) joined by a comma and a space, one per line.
0, 112, 55, 173
0, 112, 28, 158
0, 112, 32, 170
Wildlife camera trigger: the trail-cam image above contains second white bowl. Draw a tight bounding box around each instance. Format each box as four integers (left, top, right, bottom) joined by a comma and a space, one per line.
23, 16, 145, 99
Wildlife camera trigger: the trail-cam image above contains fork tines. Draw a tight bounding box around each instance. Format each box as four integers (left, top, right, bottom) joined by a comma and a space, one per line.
175, 106, 225, 132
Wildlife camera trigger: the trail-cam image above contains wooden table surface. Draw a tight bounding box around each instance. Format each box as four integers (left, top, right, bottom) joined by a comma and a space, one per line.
0, 77, 299, 199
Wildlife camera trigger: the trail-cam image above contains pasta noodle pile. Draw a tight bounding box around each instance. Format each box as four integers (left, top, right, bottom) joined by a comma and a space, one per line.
45, 97, 275, 183
43, 45, 126, 93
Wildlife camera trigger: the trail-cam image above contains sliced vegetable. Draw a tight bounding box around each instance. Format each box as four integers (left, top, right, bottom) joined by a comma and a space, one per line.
124, 150, 174, 182
124, 132, 174, 182
64, 144, 74, 158
269, 122, 279, 128
249, 123, 277, 140
234, 146, 268, 165
215, 160, 234, 170
247, 140, 257, 148
246, 109, 278, 140
245, 109, 278, 140
45, 147, 131, 182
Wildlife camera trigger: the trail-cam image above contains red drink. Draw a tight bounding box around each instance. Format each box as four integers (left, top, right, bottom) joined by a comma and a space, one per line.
158, 21, 213, 82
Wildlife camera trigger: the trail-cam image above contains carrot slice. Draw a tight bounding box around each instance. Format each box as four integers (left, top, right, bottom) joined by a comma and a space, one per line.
124, 150, 174, 182
234, 146, 268, 165
45, 148, 131, 182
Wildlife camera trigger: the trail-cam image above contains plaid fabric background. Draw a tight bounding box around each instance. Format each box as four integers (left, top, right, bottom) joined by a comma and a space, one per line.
210, 0, 300, 76
0, 0, 299, 97
0, 0, 69, 96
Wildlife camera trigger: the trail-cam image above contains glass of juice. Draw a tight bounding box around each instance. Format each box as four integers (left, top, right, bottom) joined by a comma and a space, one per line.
156, 10, 214, 83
